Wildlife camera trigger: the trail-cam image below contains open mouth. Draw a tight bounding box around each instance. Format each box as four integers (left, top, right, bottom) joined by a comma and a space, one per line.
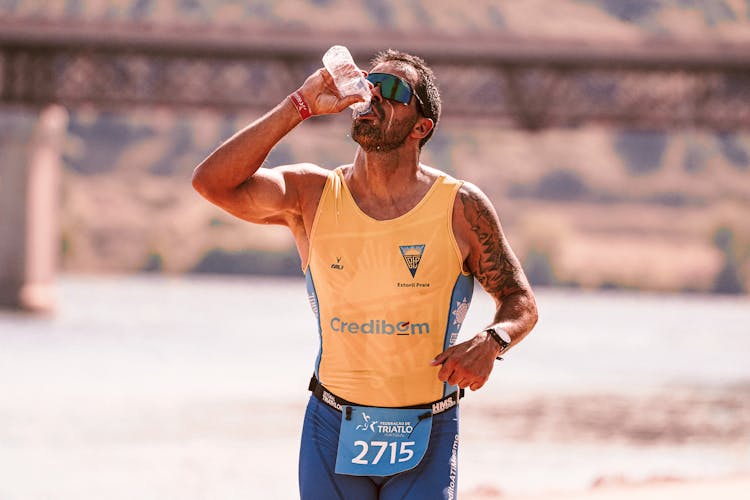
355, 102, 383, 120
355, 105, 375, 118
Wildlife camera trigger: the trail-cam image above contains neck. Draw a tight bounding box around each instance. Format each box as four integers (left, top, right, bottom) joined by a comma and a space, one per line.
350, 146, 421, 198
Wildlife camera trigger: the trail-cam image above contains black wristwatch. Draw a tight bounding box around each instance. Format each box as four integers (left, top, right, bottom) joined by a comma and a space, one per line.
484, 327, 511, 360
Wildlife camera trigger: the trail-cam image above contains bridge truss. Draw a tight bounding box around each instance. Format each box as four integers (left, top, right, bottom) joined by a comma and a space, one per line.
2, 21, 749, 129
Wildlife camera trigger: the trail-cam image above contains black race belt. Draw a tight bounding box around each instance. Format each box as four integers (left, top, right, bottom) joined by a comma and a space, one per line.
308, 375, 463, 416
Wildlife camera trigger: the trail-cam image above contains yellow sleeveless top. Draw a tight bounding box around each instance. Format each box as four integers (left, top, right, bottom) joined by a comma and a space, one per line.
304, 167, 474, 407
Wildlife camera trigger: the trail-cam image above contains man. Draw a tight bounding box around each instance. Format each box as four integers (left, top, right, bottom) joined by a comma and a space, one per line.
192, 49, 538, 499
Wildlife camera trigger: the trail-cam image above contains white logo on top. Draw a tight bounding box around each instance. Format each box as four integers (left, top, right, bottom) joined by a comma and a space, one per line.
452, 298, 470, 326
355, 412, 378, 432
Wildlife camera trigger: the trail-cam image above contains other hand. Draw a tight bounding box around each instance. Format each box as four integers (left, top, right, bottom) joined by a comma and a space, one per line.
430, 331, 502, 391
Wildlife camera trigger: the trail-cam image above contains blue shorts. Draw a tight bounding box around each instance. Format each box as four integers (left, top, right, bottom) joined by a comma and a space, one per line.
298, 395, 460, 500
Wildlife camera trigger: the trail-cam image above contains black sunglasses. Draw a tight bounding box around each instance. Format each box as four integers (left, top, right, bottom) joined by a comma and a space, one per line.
366, 72, 424, 112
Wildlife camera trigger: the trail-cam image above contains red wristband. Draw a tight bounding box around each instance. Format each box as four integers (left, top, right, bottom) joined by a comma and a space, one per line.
289, 91, 312, 120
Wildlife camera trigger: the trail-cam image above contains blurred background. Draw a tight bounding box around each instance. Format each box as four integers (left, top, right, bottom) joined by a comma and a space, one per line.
1, 1, 749, 499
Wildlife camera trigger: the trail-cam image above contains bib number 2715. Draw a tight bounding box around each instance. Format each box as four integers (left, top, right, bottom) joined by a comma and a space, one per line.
351, 440, 415, 465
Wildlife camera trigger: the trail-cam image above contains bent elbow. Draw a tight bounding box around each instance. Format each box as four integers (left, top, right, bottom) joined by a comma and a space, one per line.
530, 300, 540, 329
191, 166, 214, 199
526, 291, 539, 331
191, 166, 204, 190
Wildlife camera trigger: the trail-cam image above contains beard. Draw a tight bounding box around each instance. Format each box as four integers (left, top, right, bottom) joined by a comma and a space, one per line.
351, 107, 418, 153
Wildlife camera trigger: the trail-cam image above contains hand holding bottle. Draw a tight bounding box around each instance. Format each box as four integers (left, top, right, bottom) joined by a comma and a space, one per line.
289, 46, 372, 120
291, 67, 368, 118
322, 45, 372, 114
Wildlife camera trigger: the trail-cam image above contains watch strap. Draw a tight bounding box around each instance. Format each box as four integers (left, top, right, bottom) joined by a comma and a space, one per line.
485, 327, 510, 361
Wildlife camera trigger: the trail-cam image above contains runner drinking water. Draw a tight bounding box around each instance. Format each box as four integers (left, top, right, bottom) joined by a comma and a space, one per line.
192, 49, 538, 500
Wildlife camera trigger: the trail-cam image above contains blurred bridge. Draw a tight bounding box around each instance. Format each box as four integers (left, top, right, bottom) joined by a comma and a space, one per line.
1, 21, 750, 310
2, 20, 750, 129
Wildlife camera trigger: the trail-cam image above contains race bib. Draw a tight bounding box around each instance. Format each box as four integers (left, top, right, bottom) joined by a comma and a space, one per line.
335, 405, 433, 476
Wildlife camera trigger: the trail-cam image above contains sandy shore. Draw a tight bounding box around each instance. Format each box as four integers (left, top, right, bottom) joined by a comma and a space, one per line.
2, 278, 749, 498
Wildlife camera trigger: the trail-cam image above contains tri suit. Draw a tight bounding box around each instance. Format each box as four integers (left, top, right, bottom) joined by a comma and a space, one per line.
299, 167, 474, 499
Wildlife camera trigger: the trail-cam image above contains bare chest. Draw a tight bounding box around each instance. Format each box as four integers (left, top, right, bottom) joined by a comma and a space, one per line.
352, 195, 424, 220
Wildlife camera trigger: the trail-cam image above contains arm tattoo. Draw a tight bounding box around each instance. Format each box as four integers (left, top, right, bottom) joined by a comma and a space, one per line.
460, 190, 525, 300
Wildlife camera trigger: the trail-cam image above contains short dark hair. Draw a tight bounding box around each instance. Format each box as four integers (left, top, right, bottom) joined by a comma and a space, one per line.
370, 49, 441, 148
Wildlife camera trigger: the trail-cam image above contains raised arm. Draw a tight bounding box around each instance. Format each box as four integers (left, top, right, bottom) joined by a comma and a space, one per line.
191, 68, 364, 225
432, 182, 538, 391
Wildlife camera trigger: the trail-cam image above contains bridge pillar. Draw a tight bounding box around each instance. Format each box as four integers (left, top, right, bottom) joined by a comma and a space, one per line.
0, 105, 68, 312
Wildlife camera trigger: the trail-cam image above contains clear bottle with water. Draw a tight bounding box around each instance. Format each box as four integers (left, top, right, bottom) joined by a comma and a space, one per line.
322, 45, 372, 114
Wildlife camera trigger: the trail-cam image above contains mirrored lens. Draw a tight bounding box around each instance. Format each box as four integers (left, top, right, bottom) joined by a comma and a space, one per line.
366, 73, 413, 104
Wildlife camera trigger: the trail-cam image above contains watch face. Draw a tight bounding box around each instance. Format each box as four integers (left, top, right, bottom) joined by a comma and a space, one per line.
497, 328, 511, 345
488, 327, 511, 347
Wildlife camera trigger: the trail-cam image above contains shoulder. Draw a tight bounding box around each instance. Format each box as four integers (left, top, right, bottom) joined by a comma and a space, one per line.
419, 164, 456, 183
415, 165, 499, 229
429, 174, 499, 264
451, 179, 504, 257
455, 180, 487, 200
419, 165, 481, 198
453, 180, 498, 223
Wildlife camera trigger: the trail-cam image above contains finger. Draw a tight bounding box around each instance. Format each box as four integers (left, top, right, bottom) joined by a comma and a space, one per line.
319, 67, 334, 85
456, 379, 471, 389
437, 362, 454, 382
469, 381, 484, 391
361, 71, 374, 90
447, 370, 463, 386
430, 348, 453, 366
317, 69, 344, 98
339, 94, 365, 108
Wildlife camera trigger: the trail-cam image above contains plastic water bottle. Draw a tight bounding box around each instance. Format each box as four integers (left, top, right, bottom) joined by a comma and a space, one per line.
322, 45, 372, 114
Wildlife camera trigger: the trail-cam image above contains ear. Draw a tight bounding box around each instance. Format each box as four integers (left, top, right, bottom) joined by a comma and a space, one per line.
411, 117, 434, 140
